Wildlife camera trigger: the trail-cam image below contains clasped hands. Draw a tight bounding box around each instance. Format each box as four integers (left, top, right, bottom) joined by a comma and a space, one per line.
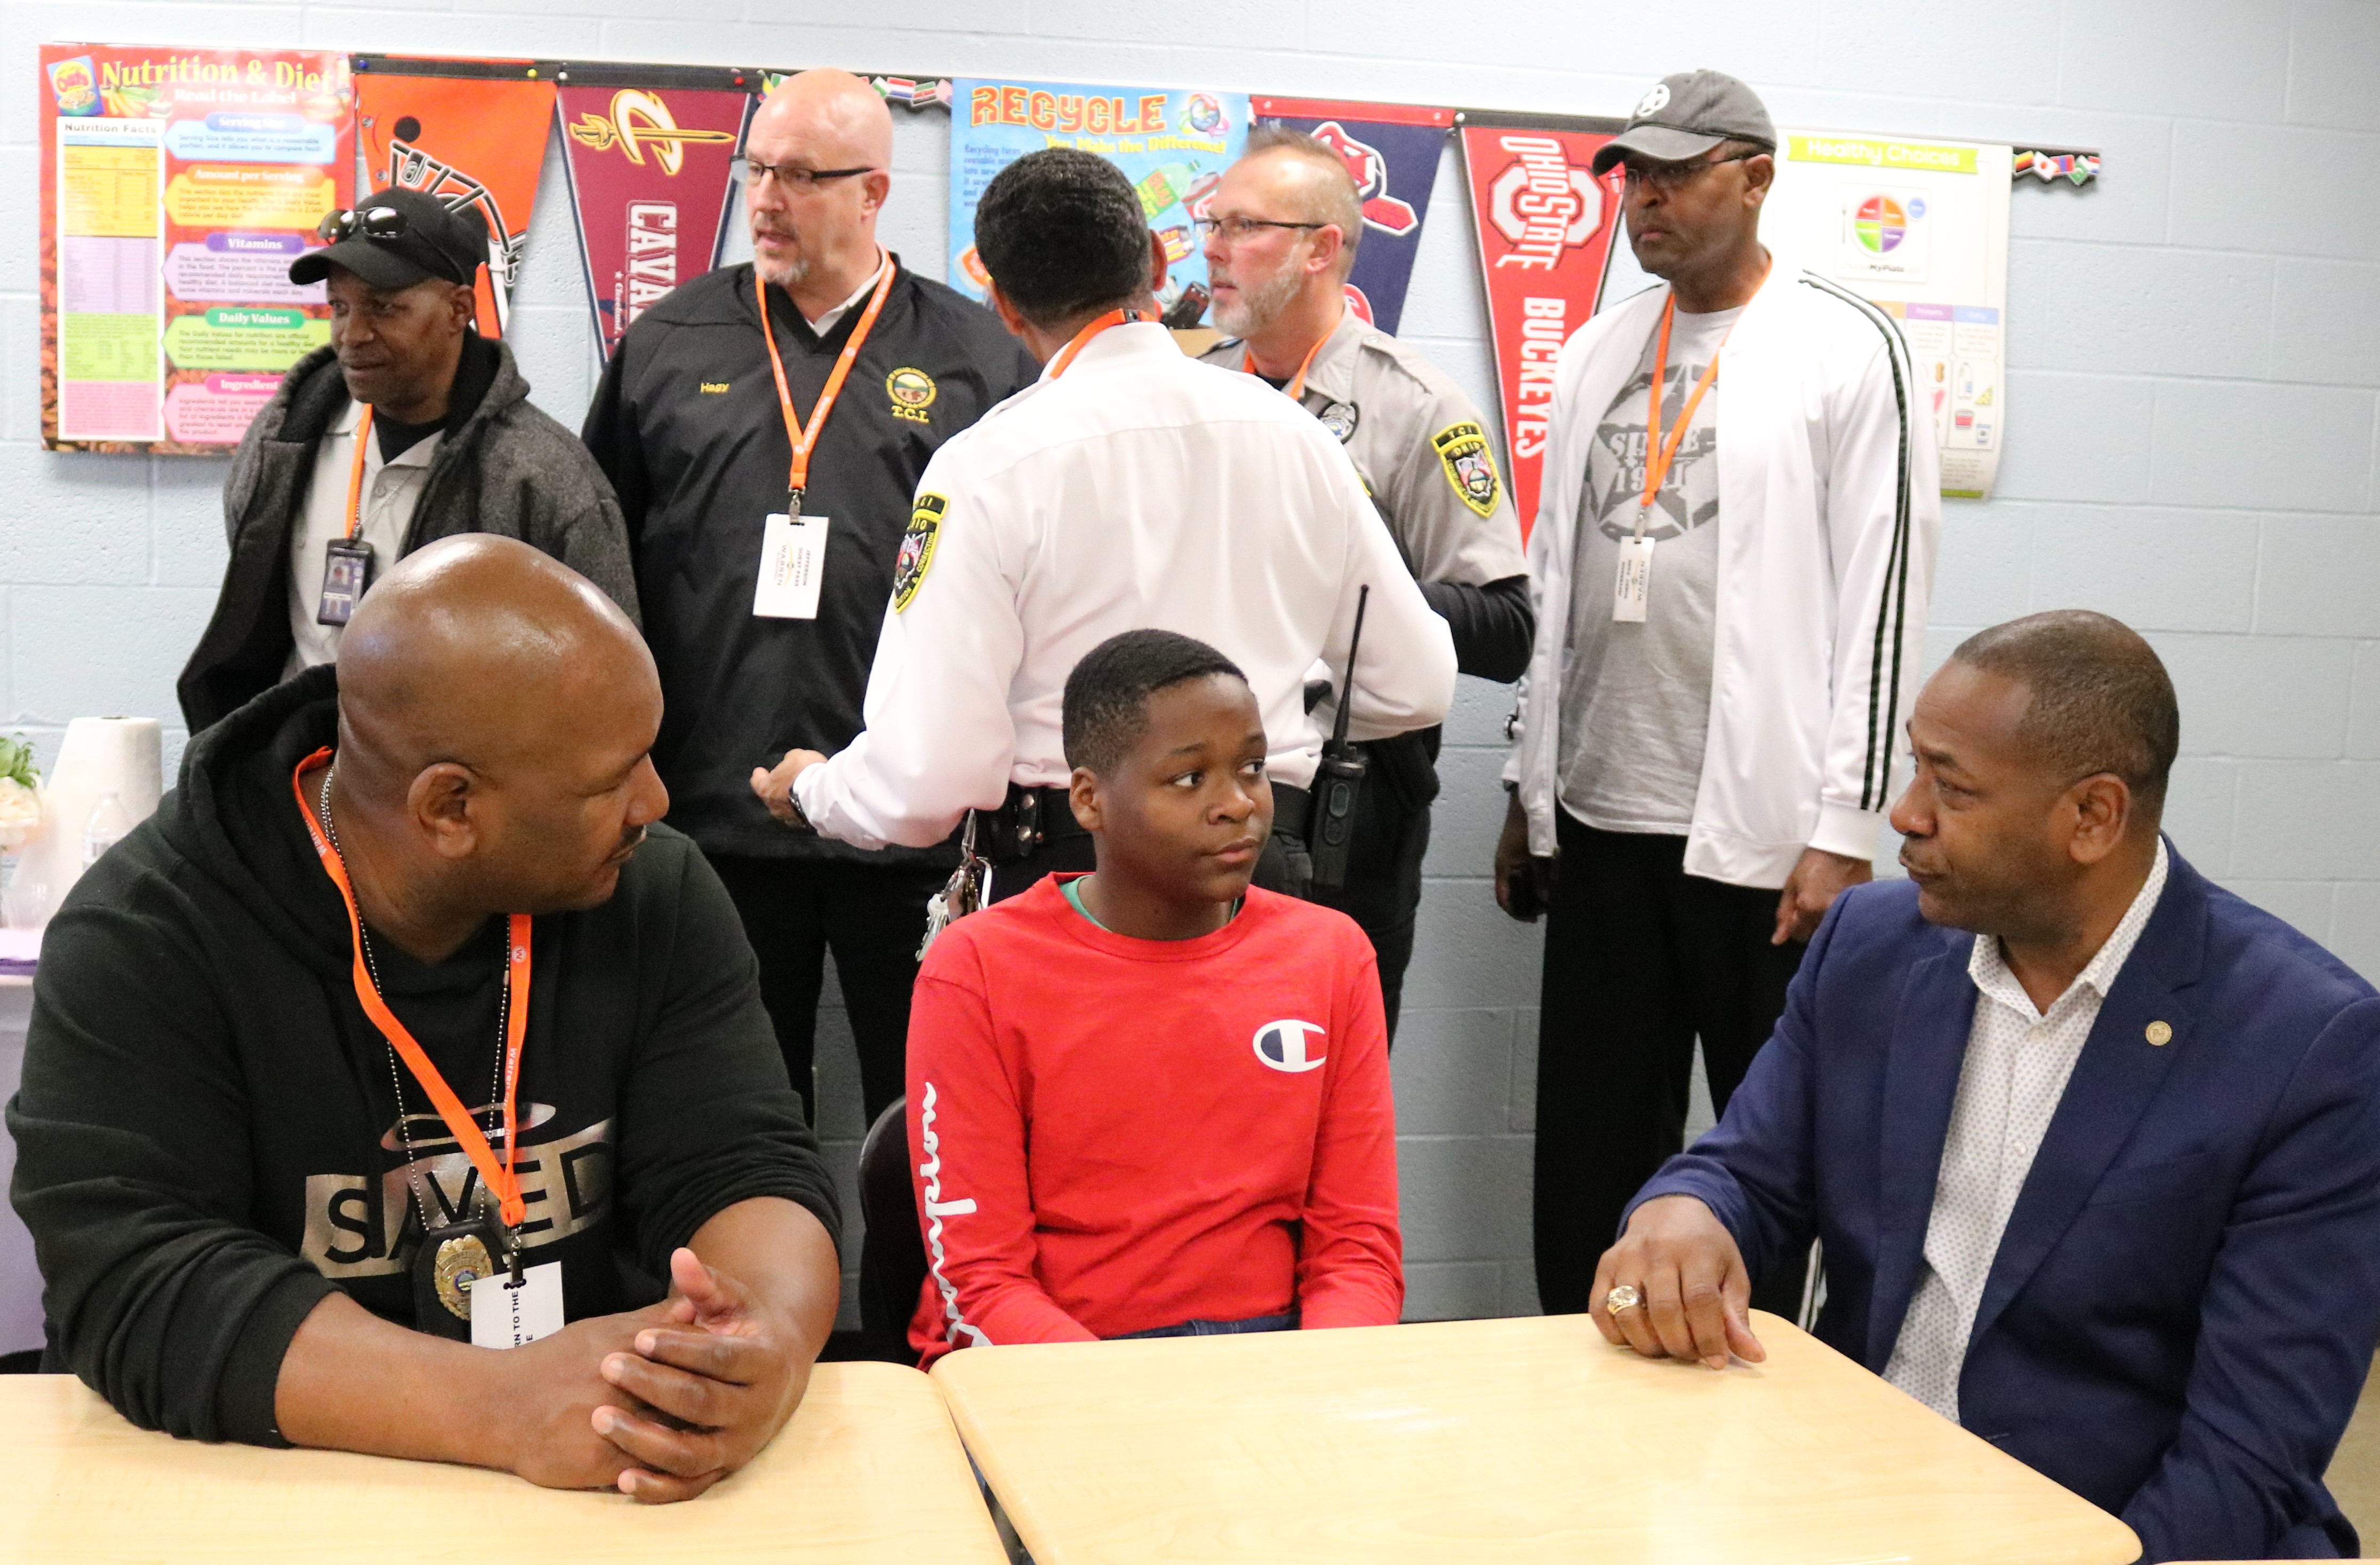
1590, 1194, 1769, 1372
500, 1247, 813, 1503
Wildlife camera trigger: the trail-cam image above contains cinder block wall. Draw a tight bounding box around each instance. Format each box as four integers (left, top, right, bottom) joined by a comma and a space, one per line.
3, 1, 2374, 1328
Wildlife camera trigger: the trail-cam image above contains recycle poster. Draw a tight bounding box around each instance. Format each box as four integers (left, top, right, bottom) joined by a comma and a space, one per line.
357, 68, 557, 338
1458, 118, 1623, 542
1763, 132, 2013, 498
557, 83, 753, 361
1250, 97, 1451, 337
39, 43, 355, 451
949, 79, 1248, 327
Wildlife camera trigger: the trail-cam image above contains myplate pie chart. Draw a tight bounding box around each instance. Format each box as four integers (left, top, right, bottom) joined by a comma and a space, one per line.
1854, 193, 1911, 253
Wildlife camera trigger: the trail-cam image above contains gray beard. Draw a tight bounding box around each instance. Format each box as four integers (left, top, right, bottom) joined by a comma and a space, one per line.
751, 229, 811, 290
1211, 265, 1303, 340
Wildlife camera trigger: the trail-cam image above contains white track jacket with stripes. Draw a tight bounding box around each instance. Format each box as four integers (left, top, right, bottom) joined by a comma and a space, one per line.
1506, 265, 1941, 890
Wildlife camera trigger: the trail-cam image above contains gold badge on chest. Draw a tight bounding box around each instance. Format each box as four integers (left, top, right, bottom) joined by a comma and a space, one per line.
434, 1233, 498, 1320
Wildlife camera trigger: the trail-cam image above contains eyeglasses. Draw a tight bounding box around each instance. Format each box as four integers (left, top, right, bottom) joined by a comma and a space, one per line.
1621, 149, 1765, 194
1195, 215, 1327, 243
745, 158, 877, 190
317, 205, 410, 243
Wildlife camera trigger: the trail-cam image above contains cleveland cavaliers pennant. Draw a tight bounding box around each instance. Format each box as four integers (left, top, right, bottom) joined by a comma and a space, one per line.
557, 83, 754, 361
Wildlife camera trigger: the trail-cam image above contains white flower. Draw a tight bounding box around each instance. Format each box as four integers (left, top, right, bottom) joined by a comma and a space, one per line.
0, 778, 44, 852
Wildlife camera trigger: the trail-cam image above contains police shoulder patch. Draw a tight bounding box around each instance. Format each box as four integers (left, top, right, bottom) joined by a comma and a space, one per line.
1431, 420, 1503, 518
893, 493, 947, 612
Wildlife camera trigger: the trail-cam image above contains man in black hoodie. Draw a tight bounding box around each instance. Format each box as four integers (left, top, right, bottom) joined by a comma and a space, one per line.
178, 187, 637, 733
11, 536, 840, 1503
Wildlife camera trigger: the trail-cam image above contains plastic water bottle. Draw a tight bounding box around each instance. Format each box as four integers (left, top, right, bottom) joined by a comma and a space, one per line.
82, 790, 133, 868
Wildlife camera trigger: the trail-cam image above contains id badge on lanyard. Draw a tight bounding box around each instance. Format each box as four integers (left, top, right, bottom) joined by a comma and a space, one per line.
752, 261, 895, 619
1613, 292, 1743, 624
318, 408, 378, 627
292, 749, 558, 1347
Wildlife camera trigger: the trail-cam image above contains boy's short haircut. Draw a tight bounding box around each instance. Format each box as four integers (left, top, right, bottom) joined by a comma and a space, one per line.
1062, 630, 1249, 778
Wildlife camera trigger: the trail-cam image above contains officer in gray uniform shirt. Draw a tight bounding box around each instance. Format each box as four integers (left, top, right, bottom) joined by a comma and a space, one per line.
1200, 125, 1532, 1035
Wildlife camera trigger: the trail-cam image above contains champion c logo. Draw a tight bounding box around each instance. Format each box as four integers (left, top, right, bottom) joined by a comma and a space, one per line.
1253, 1019, 1327, 1073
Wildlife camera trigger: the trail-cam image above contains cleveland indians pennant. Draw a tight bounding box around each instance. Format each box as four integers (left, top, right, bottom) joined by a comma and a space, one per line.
1459, 116, 1624, 543
1251, 98, 1451, 336
557, 84, 754, 361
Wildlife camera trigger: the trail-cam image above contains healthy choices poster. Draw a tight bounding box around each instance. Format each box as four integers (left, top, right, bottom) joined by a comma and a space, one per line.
40, 44, 355, 451
949, 80, 1248, 328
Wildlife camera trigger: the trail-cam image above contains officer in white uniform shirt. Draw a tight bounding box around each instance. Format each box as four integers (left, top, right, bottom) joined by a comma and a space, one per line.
752, 148, 1456, 900
1200, 126, 1531, 1033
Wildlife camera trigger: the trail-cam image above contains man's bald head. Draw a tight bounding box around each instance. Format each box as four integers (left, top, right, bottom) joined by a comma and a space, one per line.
328, 537, 668, 924
336, 535, 650, 795
749, 69, 893, 170
744, 70, 893, 298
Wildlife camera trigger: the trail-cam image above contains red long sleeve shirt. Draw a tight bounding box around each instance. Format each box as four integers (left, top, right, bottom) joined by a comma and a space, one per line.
905, 876, 1402, 1364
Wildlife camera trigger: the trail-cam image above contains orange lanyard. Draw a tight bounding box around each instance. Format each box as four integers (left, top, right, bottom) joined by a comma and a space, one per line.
293, 748, 531, 1229
756, 254, 897, 513
1046, 308, 1141, 378
1634, 275, 1763, 534
342, 406, 375, 541
1241, 328, 1329, 402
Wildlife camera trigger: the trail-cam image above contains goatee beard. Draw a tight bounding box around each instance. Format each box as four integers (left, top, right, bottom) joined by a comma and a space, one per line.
1211, 265, 1302, 340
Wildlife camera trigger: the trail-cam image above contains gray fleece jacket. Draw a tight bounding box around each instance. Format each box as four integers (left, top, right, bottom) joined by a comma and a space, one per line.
177, 337, 637, 731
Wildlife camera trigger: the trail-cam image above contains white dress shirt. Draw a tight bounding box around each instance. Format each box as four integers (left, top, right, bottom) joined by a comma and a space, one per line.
283, 400, 442, 675
1885, 839, 2171, 1419
793, 320, 1459, 851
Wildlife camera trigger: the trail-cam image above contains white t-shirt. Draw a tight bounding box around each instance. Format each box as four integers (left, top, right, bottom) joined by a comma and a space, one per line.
283, 401, 442, 674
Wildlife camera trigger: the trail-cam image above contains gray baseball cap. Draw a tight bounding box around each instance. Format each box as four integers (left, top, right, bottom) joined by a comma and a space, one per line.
1591, 70, 1776, 174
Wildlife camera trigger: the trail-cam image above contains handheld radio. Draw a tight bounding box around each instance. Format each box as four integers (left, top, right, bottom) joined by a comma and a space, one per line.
1307, 585, 1371, 893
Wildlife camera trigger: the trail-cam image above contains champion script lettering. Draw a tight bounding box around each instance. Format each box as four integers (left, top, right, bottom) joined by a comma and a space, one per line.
917, 1083, 990, 1347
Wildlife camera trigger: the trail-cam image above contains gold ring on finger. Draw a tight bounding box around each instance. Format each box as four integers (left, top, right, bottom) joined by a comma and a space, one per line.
1606, 1283, 1642, 1314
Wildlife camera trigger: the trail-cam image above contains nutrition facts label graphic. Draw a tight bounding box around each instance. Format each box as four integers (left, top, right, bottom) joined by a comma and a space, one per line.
1765, 132, 2012, 499
41, 44, 354, 452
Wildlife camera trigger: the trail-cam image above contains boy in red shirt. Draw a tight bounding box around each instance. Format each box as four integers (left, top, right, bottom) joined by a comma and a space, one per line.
905, 630, 1401, 1362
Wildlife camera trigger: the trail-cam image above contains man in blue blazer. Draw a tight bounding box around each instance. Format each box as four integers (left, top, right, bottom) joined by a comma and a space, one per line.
1596, 610, 2380, 1562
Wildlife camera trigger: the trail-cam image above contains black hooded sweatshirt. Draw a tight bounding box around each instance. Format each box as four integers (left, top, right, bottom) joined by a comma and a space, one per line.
6, 666, 839, 1446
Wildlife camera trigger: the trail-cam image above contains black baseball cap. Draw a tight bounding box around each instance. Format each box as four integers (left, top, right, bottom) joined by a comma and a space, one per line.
290, 187, 488, 290
1591, 70, 1777, 174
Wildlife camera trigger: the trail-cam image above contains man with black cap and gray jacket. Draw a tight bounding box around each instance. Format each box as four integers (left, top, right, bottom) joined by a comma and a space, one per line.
179, 187, 636, 732
1495, 70, 1940, 1315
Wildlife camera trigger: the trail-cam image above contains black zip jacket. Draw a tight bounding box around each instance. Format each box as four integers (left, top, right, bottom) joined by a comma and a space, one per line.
582, 259, 1039, 864
179, 337, 639, 733
6, 667, 838, 1446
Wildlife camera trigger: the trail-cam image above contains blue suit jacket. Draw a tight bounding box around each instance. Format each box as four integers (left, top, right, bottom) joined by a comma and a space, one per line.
1633, 847, 2380, 1562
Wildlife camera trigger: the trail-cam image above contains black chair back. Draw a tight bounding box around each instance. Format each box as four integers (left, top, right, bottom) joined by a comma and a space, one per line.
856, 1096, 928, 1364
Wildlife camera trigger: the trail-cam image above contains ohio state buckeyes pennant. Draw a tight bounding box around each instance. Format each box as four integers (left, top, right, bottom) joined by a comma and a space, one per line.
1459, 114, 1624, 542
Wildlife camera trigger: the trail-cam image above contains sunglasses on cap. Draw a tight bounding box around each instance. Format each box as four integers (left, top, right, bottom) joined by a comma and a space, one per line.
315, 205, 414, 244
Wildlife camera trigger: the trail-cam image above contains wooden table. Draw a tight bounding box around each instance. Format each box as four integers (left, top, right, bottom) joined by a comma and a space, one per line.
934, 1311, 2142, 1564
1, 1362, 1006, 1561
